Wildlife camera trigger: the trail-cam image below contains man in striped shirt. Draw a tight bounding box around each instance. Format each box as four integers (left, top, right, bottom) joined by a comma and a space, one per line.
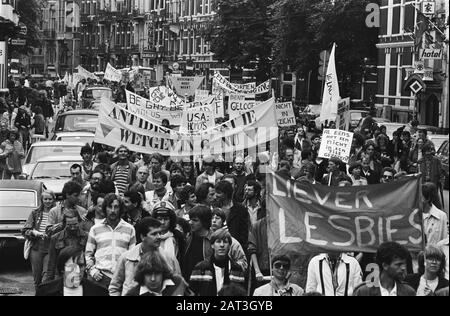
85, 193, 136, 294
111, 145, 137, 195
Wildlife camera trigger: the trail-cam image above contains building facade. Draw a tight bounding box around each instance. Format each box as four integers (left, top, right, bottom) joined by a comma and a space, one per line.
0, 0, 20, 88
78, 0, 220, 78
376, 0, 448, 130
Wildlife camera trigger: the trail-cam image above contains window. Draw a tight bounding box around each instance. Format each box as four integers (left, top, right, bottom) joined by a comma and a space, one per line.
0, 191, 37, 208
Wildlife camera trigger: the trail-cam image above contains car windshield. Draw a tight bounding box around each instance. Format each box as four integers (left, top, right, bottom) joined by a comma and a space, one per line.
26, 145, 82, 164
0, 190, 37, 207
55, 114, 98, 133
85, 89, 112, 100
438, 141, 449, 156
31, 161, 78, 179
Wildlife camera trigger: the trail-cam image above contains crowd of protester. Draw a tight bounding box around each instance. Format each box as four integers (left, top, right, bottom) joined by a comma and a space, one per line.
1, 73, 448, 296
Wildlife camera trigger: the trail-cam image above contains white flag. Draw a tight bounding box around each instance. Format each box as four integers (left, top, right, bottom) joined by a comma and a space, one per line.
319, 43, 340, 123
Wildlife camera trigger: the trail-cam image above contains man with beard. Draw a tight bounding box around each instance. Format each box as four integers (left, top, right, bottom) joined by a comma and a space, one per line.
231, 156, 248, 203
214, 180, 250, 250
243, 180, 264, 226
353, 242, 416, 296
123, 190, 150, 233
45, 215, 89, 281
85, 193, 136, 294
109, 217, 180, 296
80, 169, 104, 209
189, 229, 246, 296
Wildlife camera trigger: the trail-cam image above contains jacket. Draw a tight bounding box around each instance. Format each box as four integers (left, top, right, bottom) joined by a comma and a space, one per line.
404, 273, 449, 294
419, 156, 443, 186
353, 281, 416, 296
45, 228, 88, 282
306, 253, 363, 296
247, 217, 269, 273
189, 257, 246, 296
226, 202, 250, 250
111, 161, 137, 186
108, 243, 181, 296
35, 278, 108, 296
195, 171, 224, 190
22, 206, 51, 251
0, 140, 24, 173
124, 275, 190, 296
182, 231, 212, 281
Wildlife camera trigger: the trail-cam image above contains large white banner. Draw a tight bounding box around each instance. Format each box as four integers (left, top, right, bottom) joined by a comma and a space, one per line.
195, 89, 210, 101
104, 63, 122, 82
94, 97, 278, 157
320, 43, 341, 123
126, 90, 183, 125
228, 94, 256, 119
168, 76, 205, 97
185, 96, 224, 119
213, 72, 270, 95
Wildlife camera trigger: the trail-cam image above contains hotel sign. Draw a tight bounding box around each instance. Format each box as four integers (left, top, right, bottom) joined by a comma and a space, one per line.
420, 49, 443, 60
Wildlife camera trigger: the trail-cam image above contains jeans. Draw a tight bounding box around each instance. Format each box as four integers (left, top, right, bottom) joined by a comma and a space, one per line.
2, 171, 21, 180
30, 249, 49, 288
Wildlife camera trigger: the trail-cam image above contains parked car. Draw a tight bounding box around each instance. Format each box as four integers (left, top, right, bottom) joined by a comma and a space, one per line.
0, 180, 46, 250
22, 141, 85, 177
427, 134, 449, 151
81, 86, 113, 109
28, 156, 83, 200
436, 140, 449, 190
54, 132, 95, 145
52, 109, 98, 140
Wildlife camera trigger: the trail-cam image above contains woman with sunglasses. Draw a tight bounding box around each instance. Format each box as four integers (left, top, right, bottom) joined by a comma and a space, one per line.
253, 255, 304, 296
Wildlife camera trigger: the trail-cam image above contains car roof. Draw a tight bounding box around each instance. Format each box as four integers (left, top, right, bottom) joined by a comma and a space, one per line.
0, 180, 44, 190
35, 156, 83, 163
55, 132, 95, 137
30, 141, 86, 147
86, 86, 111, 90
58, 110, 99, 116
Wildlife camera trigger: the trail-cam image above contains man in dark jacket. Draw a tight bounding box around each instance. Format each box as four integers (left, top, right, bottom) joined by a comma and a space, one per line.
353, 242, 416, 296
189, 229, 246, 296
36, 246, 107, 296
213, 181, 250, 250
45, 215, 89, 282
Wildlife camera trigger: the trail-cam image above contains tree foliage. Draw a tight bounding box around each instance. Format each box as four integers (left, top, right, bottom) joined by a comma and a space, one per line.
210, 0, 378, 98
13, 0, 42, 55
210, 0, 274, 81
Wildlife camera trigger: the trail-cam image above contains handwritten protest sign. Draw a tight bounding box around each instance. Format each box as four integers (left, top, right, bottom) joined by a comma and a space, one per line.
318, 129, 353, 163
195, 89, 210, 101
228, 94, 256, 119
104, 63, 122, 82
275, 102, 296, 127
180, 105, 215, 133
169, 76, 204, 97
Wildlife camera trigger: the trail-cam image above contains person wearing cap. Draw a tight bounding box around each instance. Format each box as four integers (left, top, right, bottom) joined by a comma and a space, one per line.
195, 156, 223, 190
254, 255, 304, 296
108, 217, 181, 296
144, 171, 171, 213
152, 201, 185, 263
